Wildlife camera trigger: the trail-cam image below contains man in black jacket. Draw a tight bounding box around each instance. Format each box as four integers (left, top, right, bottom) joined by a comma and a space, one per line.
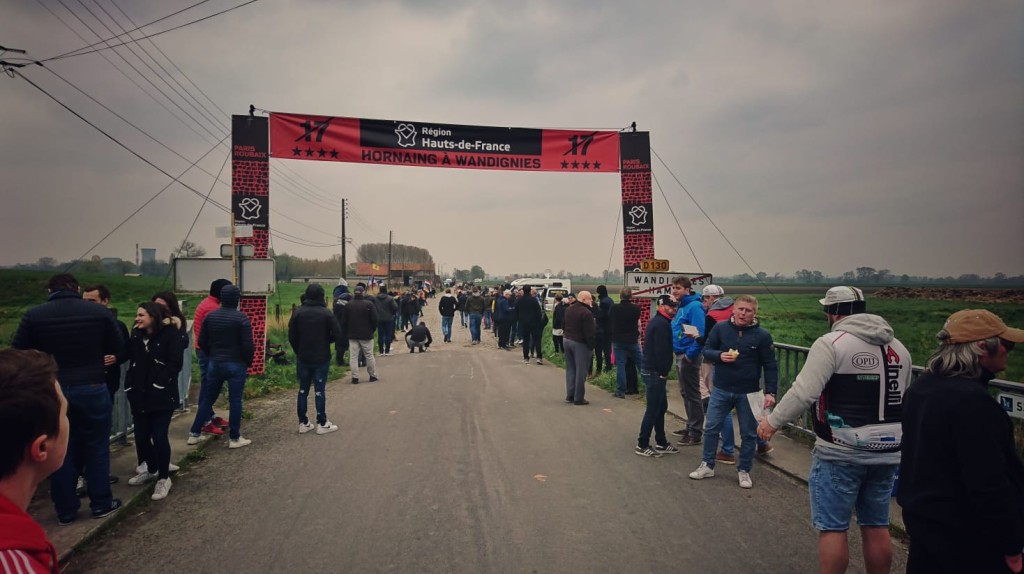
635, 295, 679, 457
593, 285, 614, 375
437, 289, 458, 343
405, 321, 433, 353
289, 284, 344, 435
342, 286, 379, 384
898, 310, 1024, 574
12, 273, 125, 524
609, 287, 642, 398
516, 287, 544, 364
191, 285, 254, 449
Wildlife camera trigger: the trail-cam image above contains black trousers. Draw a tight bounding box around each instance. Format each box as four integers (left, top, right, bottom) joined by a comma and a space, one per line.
594, 333, 612, 373
133, 409, 173, 479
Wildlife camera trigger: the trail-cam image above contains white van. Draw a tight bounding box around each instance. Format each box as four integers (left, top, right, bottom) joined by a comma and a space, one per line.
510, 278, 572, 312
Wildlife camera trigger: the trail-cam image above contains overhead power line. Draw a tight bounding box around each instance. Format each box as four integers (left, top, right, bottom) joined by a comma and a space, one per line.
42, 0, 260, 62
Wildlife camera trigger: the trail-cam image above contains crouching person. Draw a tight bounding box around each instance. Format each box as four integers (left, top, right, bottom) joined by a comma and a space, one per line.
405, 322, 433, 353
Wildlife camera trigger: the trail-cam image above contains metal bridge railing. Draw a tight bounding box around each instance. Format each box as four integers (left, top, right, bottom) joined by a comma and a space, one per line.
773, 342, 1024, 438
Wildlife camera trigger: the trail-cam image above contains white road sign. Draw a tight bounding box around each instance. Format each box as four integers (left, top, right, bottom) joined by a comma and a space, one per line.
999, 393, 1024, 420
624, 272, 713, 298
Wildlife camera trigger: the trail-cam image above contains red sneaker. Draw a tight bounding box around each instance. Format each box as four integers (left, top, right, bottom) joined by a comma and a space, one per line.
210, 416, 229, 428
200, 423, 225, 436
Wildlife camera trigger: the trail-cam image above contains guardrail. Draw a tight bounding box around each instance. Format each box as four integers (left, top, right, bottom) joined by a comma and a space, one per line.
110, 321, 194, 444
773, 343, 1023, 438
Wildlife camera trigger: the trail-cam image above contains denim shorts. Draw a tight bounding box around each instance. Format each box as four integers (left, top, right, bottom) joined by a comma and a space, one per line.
808, 457, 897, 531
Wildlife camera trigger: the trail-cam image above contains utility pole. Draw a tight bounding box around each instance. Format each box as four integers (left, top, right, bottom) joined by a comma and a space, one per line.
340, 198, 347, 279
387, 231, 393, 290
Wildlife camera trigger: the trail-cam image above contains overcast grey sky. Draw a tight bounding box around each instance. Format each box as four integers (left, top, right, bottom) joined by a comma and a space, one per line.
2, 0, 1021, 278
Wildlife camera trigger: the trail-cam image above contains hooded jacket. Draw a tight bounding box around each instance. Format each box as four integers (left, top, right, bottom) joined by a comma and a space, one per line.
0, 494, 58, 574
703, 297, 734, 339
373, 292, 398, 323
399, 293, 421, 317
465, 292, 486, 314
594, 286, 613, 335
125, 316, 184, 413
702, 316, 778, 395
671, 293, 705, 359
767, 313, 911, 464
11, 289, 124, 387
437, 293, 458, 317
344, 291, 379, 340
197, 285, 254, 367
289, 284, 344, 364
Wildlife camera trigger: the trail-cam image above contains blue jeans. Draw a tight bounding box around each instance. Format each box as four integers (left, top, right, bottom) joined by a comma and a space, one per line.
703, 387, 759, 472
378, 320, 395, 354
296, 359, 330, 425
408, 313, 419, 330
441, 316, 453, 341
613, 343, 642, 396
193, 360, 247, 439
809, 458, 898, 531
52, 383, 113, 518
460, 310, 467, 327
193, 349, 219, 424
469, 313, 482, 342
637, 372, 668, 448
483, 310, 492, 329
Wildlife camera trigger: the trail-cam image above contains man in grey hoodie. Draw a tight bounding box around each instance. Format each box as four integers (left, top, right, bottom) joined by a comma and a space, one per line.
757, 286, 912, 574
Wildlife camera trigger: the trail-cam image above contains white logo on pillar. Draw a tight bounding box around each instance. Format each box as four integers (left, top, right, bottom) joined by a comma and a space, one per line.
628, 205, 648, 226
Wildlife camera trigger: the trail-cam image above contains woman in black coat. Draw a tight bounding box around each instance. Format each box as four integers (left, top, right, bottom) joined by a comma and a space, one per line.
125, 301, 183, 501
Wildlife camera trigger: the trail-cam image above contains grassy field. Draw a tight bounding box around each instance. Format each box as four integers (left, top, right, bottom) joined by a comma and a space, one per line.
2, 271, 1021, 388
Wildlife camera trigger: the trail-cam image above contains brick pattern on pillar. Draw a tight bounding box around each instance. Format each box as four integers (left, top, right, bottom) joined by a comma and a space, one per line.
232, 115, 270, 375
620, 132, 655, 339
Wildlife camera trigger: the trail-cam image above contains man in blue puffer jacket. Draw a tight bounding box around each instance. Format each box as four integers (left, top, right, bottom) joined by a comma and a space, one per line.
190, 285, 254, 449
689, 294, 778, 489
670, 276, 707, 446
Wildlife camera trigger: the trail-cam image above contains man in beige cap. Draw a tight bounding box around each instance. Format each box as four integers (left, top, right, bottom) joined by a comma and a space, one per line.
897, 309, 1024, 574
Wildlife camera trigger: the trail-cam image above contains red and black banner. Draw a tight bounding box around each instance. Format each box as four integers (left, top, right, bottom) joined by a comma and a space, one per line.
269, 113, 620, 173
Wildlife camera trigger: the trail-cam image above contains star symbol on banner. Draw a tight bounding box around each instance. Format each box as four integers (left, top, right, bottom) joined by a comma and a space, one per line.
317, 148, 326, 158
571, 160, 579, 169
305, 148, 314, 157
292, 147, 301, 156
593, 160, 601, 169
582, 161, 590, 169
329, 149, 339, 159
561, 160, 569, 169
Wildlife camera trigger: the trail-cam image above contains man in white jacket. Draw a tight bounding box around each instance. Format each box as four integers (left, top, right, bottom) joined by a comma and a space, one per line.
757, 286, 911, 574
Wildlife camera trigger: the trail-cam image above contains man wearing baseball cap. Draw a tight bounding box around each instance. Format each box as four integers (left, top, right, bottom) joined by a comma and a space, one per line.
897, 309, 1024, 573
757, 285, 912, 573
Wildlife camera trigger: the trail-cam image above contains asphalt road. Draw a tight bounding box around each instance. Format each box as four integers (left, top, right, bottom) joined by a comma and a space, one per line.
67, 309, 885, 573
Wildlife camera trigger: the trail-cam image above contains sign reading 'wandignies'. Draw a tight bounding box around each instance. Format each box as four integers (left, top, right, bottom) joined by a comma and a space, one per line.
269, 113, 620, 173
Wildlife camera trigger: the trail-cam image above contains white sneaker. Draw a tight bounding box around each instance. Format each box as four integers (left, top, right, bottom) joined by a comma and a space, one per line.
186, 434, 201, 446
688, 461, 715, 480
151, 478, 172, 501
738, 471, 753, 489
229, 437, 252, 449
128, 471, 156, 486
298, 421, 315, 434
316, 421, 339, 435
138, 462, 179, 474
